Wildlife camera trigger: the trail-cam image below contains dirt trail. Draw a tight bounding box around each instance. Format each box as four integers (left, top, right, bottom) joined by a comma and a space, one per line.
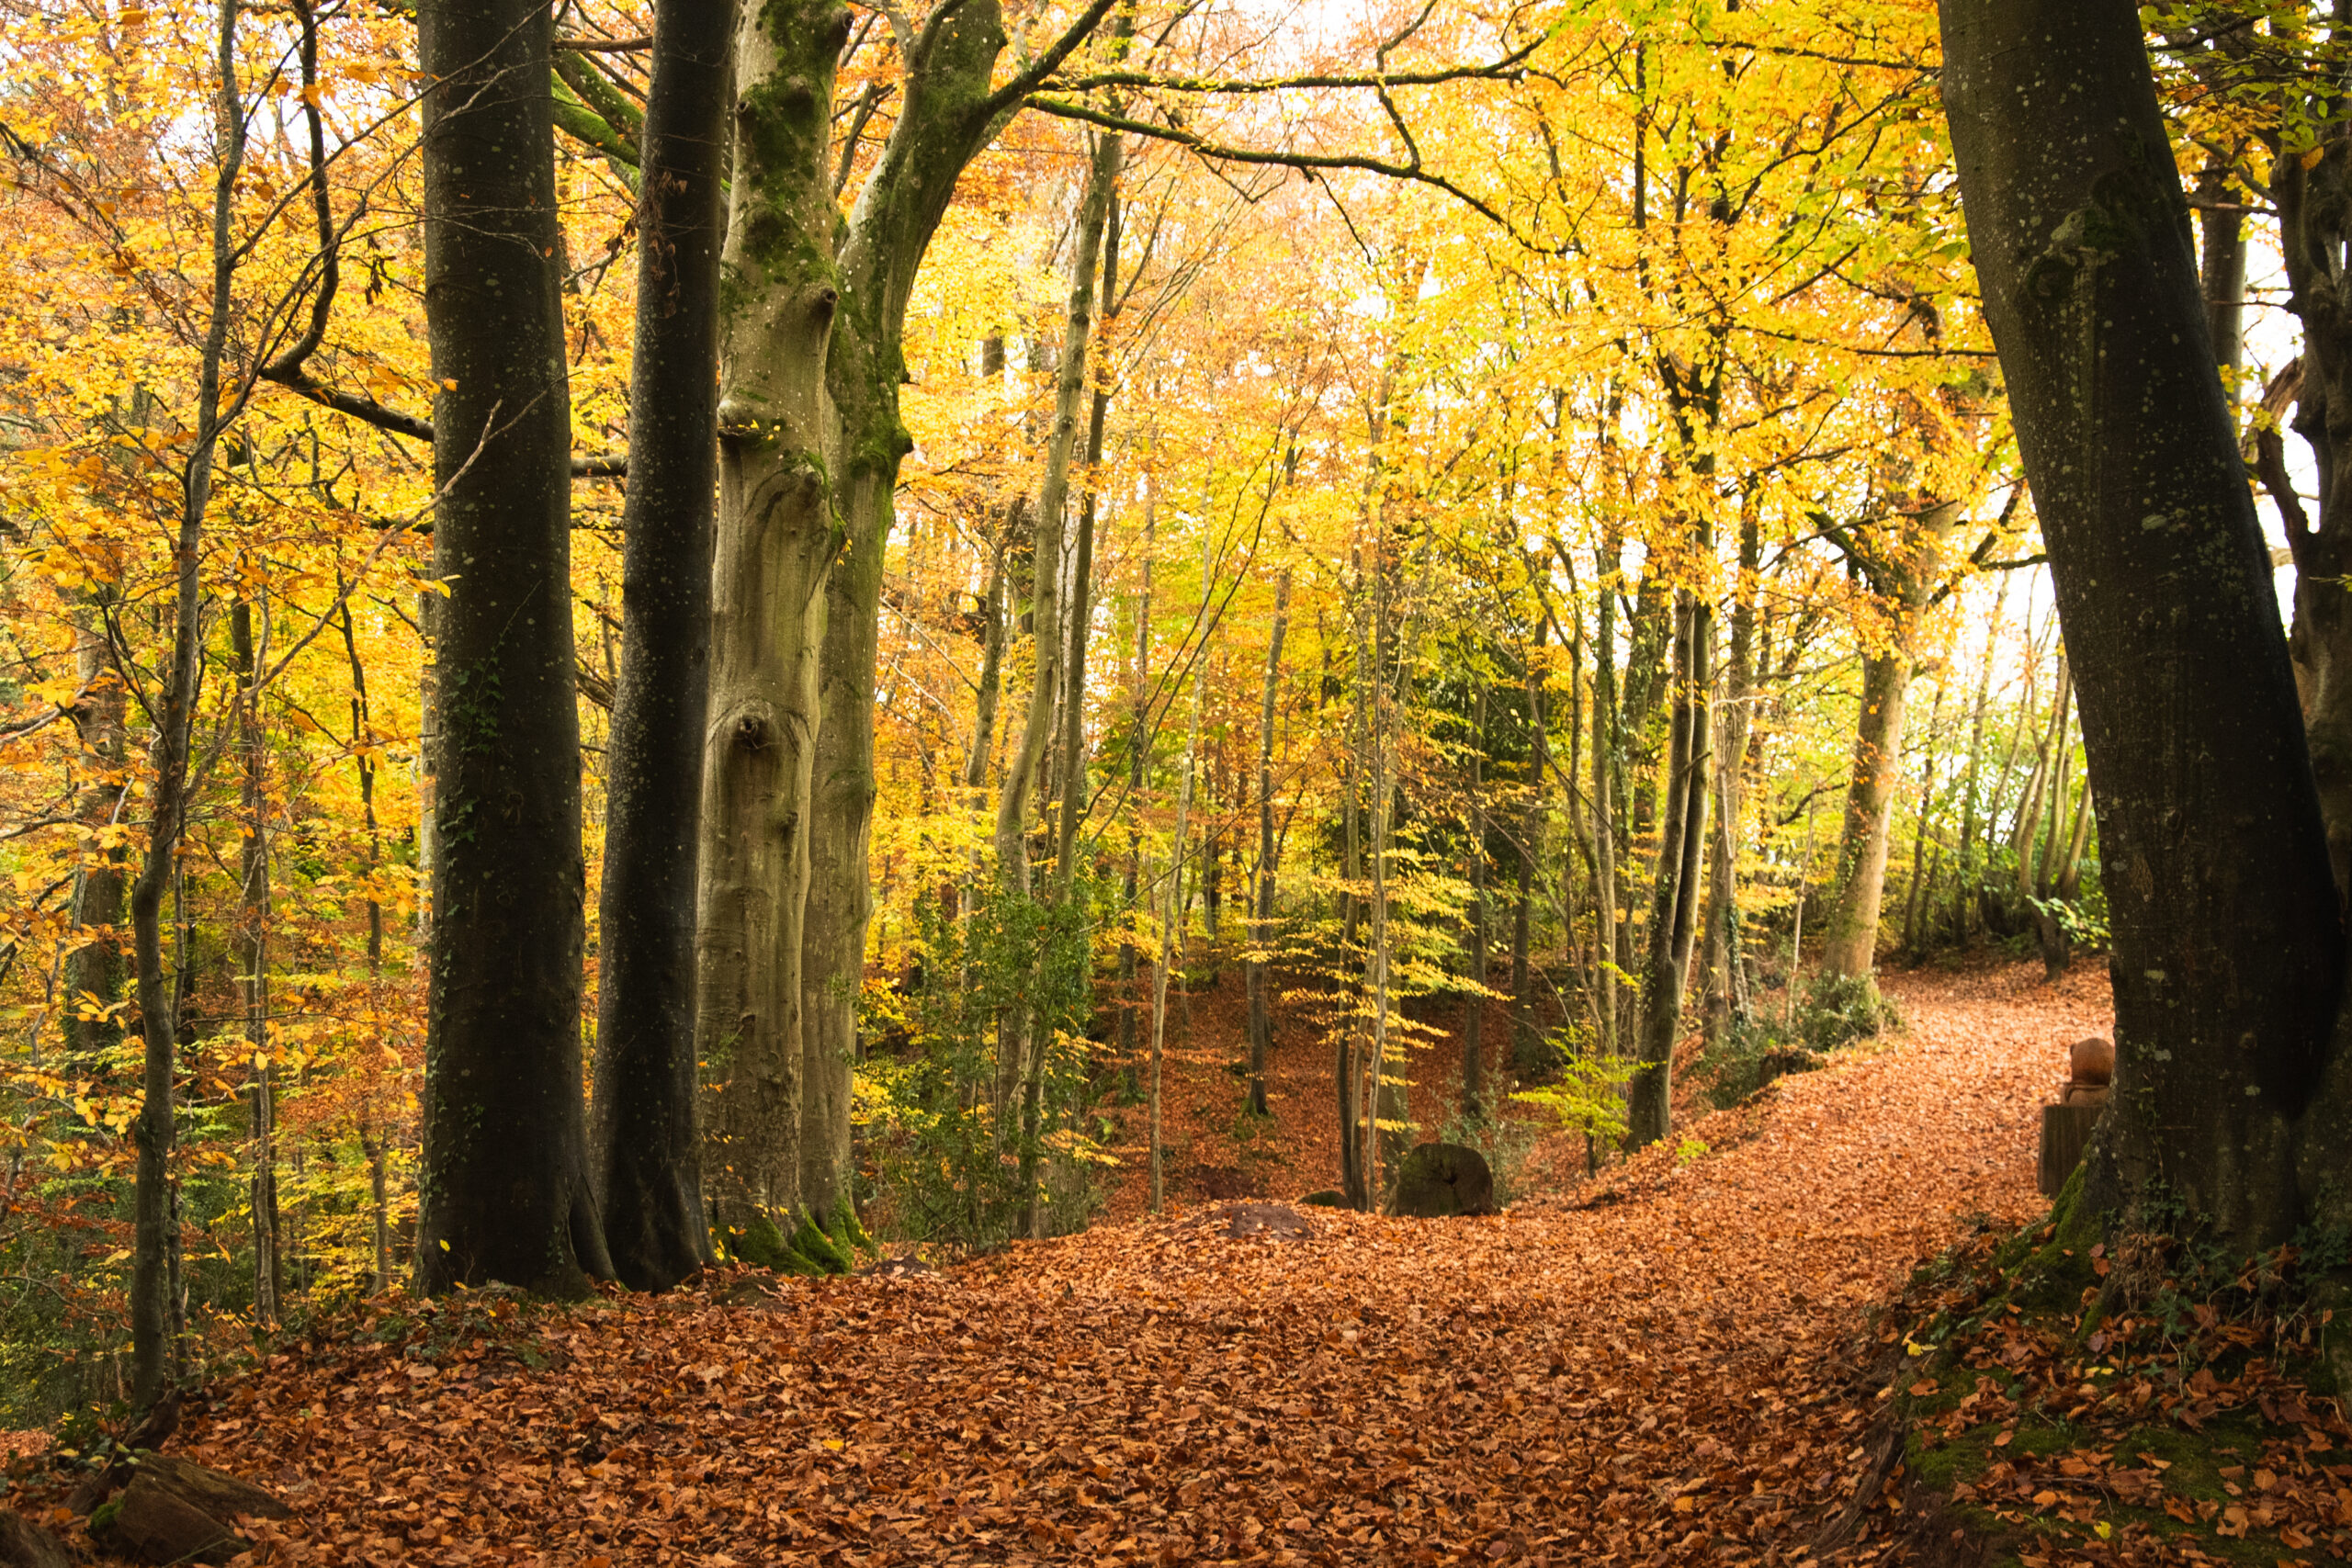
164, 961, 2106, 1566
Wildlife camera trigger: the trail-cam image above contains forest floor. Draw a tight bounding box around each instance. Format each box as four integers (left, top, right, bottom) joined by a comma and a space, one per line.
13, 954, 2122, 1566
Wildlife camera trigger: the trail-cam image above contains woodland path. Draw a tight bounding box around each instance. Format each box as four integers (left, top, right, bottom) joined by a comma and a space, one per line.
172, 962, 2108, 1567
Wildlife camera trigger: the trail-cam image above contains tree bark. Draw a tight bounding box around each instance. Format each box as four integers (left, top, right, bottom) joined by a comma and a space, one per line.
1508, 621, 1542, 1076
1248, 570, 1290, 1118
1820, 500, 1962, 980
1462, 682, 1488, 1115
63, 605, 126, 1068
1702, 511, 1758, 1035
129, 0, 251, 1403
1591, 531, 1621, 1060
1953, 571, 2009, 931
413, 0, 610, 1296
1626, 592, 1710, 1149
231, 597, 278, 1327
590, 0, 730, 1292
694, 0, 852, 1250
1942, 0, 2347, 1248
795, 0, 1112, 1241
965, 510, 1012, 793
1901, 679, 1947, 955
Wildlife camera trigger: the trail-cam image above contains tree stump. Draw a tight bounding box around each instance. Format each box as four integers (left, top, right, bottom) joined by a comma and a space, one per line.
1385, 1143, 1497, 1218
2038, 1099, 2106, 1197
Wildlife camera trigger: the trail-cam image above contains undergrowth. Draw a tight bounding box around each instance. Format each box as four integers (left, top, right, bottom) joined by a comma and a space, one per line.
1691, 975, 1903, 1108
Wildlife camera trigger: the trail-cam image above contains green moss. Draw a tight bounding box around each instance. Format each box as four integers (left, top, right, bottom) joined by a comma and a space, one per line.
826, 1201, 875, 1260
724, 1206, 855, 1278
89, 1497, 120, 1532
791, 1210, 852, 1274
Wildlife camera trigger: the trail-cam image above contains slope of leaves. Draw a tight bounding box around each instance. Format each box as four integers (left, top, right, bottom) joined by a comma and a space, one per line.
9, 960, 2101, 1564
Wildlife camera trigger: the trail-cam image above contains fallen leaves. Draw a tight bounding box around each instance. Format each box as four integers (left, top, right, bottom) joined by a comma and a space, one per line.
21, 960, 2120, 1564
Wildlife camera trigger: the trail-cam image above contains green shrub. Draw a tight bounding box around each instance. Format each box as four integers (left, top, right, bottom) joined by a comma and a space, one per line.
1691, 1013, 1815, 1109
1797, 970, 1900, 1051
857, 876, 1104, 1252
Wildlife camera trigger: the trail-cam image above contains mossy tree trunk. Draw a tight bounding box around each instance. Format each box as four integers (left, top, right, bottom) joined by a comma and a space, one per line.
707, 0, 1121, 1248
1942, 0, 2352, 1251
695, 0, 853, 1252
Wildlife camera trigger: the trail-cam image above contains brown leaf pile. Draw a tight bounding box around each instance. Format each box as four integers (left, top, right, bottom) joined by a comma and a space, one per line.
28, 961, 2110, 1565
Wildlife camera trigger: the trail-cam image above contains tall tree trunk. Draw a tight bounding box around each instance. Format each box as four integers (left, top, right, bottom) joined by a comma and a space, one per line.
1462, 682, 1488, 1115
232, 596, 277, 1327
1248, 570, 1290, 1118
335, 595, 389, 1289
131, 0, 246, 1404
64, 605, 126, 1068
1591, 532, 1621, 1060
1943, 0, 2347, 1248
1001, 127, 1120, 1234
1338, 628, 1368, 1210
1820, 501, 1962, 981
966, 512, 1012, 793
1508, 623, 1543, 1076
1702, 511, 1758, 1036
1152, 533, 1213, 1214
2198, 159, 2245, 396
1902, 679, 1948, 954
590, 0, 730, 1292
1953, 571, 2009, 930
414, 0, 610, 1296
694, 0, 854, 1255
1626, 591, 1711, 1149
1118, 500, 1152, 1064
2013, 657, 2071, 890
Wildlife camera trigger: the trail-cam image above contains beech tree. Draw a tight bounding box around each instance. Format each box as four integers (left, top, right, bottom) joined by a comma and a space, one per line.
589, 0, 732, 1294
1942, 0, 2351, 1249
412, 0, 610, 1295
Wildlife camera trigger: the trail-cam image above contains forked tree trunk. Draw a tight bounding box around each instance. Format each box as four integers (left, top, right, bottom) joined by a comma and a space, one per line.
590, 0, 729, 1292
1627, 591, 1711, 1150
1943, 0, 2349, 1249
414, 0, 610, 1296
795, 0, 1112, 1239
693, 0, 850, 1248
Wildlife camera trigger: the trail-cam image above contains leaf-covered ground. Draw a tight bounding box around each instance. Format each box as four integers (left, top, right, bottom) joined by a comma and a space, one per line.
24, 961, 2117, 1564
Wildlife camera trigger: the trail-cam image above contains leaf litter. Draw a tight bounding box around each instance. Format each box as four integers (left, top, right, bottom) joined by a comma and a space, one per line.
15, 961, 2143, 1563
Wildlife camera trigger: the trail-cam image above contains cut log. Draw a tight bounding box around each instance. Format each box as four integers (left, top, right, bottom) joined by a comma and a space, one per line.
92, 1472, 247, 1567
2038, 1101, 2105, 1197
0, 1510, 70, 1568
1385, 1142, 1498, 1218
133, 1453, 293, 1520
